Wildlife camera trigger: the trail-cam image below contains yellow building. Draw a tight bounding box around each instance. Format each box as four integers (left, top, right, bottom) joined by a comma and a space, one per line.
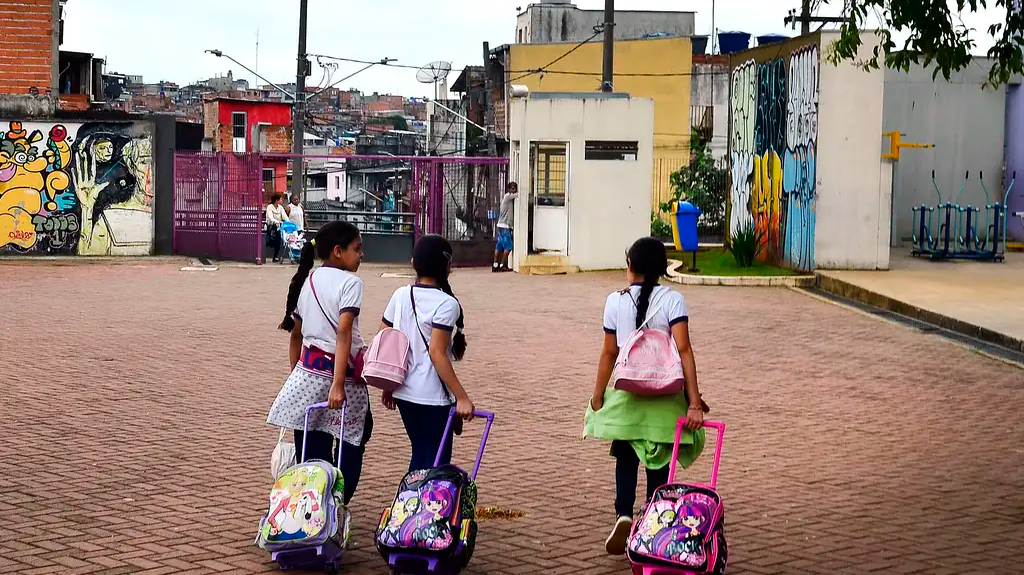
507, 36, 692, 215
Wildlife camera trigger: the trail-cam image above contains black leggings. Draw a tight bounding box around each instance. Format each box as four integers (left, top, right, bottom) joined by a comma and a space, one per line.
395, 398, 454, 473
613, 440, 670, 518
294, 409, 373, 505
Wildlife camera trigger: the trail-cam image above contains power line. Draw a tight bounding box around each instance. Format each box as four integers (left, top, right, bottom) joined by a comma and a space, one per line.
508, 29, 604, 84
308, 51, 729, 80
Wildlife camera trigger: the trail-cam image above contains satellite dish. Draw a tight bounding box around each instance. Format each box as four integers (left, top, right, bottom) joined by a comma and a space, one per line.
416, 61, 452, 100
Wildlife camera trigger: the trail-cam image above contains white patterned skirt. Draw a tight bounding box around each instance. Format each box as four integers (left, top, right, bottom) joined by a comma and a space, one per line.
266, 365, 369, 447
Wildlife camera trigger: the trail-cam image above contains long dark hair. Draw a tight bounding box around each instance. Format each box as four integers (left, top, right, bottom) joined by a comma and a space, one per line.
278, 221, 361, 331
627, 237, 669, 329
413, 234, 467, 360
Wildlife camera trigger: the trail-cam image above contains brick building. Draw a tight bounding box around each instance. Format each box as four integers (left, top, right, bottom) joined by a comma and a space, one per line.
202, 96, 293, 201
0, 0, 60, 95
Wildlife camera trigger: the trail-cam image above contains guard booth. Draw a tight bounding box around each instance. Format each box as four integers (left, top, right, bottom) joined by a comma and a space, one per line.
507, 92, 655, 273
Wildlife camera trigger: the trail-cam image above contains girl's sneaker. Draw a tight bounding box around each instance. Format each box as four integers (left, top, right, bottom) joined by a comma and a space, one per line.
604, 516, 632, 555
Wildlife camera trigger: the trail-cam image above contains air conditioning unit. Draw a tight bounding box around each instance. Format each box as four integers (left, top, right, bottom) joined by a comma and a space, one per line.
232, 137, 246, 153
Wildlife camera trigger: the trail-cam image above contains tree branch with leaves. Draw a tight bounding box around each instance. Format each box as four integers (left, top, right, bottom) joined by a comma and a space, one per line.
829, 0, 1023, 87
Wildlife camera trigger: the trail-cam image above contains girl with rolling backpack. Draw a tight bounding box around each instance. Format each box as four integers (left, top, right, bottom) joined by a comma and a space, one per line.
368, 234, 476, 471
362, 234, 486, 574
584, 237, 712, 558
259, 222, 372, 570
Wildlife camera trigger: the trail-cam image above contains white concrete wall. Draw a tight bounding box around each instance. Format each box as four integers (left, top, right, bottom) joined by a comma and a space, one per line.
509, 95, 654, 271
882, 59, 1007, 243
813, 32, 890, 269
518, 3, 694, 44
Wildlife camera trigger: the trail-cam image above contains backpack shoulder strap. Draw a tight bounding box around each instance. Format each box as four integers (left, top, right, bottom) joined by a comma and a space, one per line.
630, 286, 668, 331
308, 270, 339, 331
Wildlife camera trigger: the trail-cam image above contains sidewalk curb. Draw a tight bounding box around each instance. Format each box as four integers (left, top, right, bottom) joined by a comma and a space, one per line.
815, 272, 1024, 353
666, 259, 815, 287
0, 255, 188, 266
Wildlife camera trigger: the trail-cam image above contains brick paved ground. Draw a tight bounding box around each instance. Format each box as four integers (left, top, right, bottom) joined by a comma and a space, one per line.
1, 262, 1022, 575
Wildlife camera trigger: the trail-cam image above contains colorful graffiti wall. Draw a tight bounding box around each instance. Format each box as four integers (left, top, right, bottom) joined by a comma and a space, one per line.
0, 121, 154, 256
729, 42, 819, 271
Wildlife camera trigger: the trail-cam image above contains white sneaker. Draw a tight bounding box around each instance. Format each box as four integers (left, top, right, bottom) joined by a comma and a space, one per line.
604, 516, 633, 555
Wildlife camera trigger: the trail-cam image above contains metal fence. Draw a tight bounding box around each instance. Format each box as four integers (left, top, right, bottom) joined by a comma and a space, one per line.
264, 153, 510, 266
173, 152, 263, 262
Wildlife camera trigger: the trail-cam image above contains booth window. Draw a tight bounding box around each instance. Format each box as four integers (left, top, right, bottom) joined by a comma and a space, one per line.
585, 140, 638, 161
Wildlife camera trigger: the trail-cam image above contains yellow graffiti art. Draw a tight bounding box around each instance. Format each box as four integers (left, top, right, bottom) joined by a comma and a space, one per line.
752, 151, 783, 261
0, 122, 73, 250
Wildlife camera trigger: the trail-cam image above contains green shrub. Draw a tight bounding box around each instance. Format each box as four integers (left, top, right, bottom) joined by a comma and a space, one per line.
651, 210, 672, 238
728, 222, 763, 267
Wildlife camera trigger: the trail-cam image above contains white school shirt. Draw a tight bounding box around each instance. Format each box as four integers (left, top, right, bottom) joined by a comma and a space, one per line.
382, 285, 461, 406
603, 285, 688, 346
292, 266, 365, 356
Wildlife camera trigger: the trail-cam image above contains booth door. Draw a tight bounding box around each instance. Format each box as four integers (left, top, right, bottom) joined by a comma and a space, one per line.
531, 142, 569, 253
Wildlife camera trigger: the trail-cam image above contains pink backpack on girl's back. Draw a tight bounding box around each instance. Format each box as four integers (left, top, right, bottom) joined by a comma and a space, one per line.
362, 295, 411, 392
362, 327, 410, 391
611, 299, 685, 396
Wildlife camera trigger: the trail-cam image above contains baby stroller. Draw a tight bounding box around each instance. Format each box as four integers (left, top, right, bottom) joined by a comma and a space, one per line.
280, 221, 306, 264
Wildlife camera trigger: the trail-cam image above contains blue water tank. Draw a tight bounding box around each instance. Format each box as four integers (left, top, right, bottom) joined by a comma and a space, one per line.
675, 201, 702, 252
691, 35, 708, 55
717, 31, 751, 55
757, 34, 789, 46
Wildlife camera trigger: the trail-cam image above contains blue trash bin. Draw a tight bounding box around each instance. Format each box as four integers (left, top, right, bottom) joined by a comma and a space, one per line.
674, 201, 702, 252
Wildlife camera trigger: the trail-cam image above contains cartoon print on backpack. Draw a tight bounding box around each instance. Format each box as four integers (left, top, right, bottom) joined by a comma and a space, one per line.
399, 480, 457, 550
629, 489, 718, 566
262, 467, 328, 541
379, 491, 420, 546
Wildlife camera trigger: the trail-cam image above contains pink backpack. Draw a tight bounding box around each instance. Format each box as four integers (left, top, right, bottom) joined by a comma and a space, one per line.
611, 299, 685, 396
362, 295, 412, 392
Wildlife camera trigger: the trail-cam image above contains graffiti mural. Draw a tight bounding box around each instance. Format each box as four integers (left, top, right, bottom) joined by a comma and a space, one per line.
729, 60, 756, 236
782, 46, 819, 271
728, 44, 820, 271
0, 121, 153, 256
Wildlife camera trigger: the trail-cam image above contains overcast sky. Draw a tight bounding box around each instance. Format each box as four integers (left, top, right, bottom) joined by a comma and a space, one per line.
62, 0, 1004, 98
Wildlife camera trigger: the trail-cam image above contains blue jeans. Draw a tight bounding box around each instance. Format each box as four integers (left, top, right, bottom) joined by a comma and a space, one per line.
395, 398, 454, 472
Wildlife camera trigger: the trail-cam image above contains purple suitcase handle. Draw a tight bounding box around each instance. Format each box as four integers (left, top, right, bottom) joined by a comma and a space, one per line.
302, 401, 346, 469
433, 408, 495, 480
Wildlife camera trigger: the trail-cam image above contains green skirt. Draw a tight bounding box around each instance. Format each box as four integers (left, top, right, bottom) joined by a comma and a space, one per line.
583, 387, 705, 470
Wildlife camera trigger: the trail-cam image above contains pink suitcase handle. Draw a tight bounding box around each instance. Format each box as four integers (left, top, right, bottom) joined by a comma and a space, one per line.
668, 419, 725, 488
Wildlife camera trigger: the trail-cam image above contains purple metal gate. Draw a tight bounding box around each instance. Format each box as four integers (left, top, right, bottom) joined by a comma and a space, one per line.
173, 152, 264, 262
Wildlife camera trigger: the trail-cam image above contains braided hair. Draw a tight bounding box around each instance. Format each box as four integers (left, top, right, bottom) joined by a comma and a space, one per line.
278, 221, 361, 331
627, 237, 669, 329
413, 234, 467, 360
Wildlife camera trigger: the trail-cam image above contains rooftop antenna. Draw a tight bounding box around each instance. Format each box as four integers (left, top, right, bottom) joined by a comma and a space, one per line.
415, 60, 452, 100
255, 23, 260, 82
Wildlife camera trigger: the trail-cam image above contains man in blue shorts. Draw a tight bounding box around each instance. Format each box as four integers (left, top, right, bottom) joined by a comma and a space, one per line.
493, 181, 518, 272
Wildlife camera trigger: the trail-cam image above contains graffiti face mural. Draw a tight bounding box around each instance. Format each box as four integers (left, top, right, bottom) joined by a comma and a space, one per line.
0, 121, 154, 256
728, 43, 820, 271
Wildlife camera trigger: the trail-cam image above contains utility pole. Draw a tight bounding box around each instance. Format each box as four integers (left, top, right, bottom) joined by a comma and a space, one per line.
784, 1, 846, 34
601, 0, 615, 92
482, 42, 496, 157
290, 0, 309, 202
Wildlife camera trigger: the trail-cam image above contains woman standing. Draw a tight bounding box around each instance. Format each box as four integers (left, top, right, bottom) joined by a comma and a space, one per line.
265, 193, 287, 262
285, 194, 306, 231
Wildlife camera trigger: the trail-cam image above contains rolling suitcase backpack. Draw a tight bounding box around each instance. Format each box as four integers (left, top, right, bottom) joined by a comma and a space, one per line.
375, 408, 495, 575
627, 419, 728, 575
256, 402, 352, 573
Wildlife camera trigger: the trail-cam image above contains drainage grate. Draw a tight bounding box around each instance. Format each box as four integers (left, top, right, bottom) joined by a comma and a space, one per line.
799, 288, 1024, 366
